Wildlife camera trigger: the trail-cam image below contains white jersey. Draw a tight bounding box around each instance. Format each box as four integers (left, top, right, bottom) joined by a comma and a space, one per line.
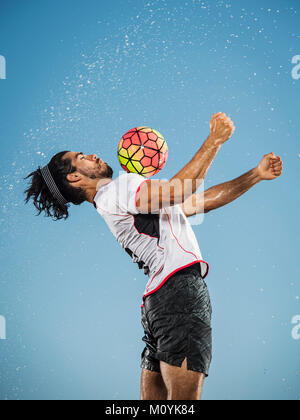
94, 173, 209, 300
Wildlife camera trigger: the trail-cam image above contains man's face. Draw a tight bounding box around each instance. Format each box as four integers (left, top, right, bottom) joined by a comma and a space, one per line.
64, 152, 113, 179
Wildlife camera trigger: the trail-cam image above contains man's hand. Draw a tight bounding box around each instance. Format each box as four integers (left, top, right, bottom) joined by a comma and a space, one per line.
209, 112, 236, 145
257, 153, 283, 181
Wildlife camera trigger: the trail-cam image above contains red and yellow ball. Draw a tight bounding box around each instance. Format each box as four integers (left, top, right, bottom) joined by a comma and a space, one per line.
118, 127, 168, 178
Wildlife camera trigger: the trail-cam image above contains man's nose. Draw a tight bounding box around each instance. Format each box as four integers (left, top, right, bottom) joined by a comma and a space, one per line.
87, 154, 98, 161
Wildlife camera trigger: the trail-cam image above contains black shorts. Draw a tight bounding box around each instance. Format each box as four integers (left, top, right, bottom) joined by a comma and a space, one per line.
141, 263, 212, 376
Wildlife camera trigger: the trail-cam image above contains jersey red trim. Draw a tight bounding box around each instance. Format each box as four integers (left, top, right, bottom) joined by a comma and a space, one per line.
144, 263, 165, 295
166, 212, 199, 260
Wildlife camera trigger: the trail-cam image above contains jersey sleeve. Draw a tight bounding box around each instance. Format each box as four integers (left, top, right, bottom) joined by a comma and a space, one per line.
115, 173, 148, 215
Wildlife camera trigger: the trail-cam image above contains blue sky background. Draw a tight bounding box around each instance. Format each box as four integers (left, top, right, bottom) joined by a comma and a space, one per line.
0, 0, 299, 400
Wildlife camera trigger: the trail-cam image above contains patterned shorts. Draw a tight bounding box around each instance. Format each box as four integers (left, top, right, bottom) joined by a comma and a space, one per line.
141, 263, 212, 376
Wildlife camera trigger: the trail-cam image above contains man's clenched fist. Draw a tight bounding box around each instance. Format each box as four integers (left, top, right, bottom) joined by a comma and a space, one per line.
257, 153, 283, 181
209, 112, 236, 145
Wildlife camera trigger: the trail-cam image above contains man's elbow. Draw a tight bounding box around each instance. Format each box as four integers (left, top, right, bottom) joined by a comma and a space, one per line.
204, 206, 213, 214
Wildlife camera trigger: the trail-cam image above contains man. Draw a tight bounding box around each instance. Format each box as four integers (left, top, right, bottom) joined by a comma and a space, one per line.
25, 113, 283, 400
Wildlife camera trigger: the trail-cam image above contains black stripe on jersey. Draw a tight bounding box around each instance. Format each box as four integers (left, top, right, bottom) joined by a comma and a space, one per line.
125, 214, 160, 276
133, 214, 160, 239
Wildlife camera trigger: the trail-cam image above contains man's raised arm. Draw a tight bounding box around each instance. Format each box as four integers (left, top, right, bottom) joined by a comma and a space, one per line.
181, 153, 283, 217
136, 112, 235, 214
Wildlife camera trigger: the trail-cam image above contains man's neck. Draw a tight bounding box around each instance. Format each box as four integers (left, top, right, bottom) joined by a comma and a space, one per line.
86, 177, 113, 204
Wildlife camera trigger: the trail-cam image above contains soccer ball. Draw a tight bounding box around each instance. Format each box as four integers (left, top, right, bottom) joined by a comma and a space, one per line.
118, 127, 168, 177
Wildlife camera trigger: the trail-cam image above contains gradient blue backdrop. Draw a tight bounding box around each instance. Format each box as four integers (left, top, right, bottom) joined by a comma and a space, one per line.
0, 0, 299, 400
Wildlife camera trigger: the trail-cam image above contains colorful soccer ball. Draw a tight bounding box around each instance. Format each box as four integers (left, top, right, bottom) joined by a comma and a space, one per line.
118, 127, 168, 177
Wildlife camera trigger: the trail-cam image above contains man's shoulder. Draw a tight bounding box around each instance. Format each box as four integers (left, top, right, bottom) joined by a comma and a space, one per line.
94, 172, 146, 215
117, 172, 145, 182
112, 172, 146, 192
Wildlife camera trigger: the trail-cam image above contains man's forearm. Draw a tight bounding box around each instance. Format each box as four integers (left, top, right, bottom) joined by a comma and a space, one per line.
170, 135, 221, 193
169, 113, 235, 201
182, 167, 262, 217
137, 136, 222, 213
203, 168, 261, 213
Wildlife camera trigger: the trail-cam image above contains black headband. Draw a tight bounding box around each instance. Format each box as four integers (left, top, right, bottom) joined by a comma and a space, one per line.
40, 165, 68, 208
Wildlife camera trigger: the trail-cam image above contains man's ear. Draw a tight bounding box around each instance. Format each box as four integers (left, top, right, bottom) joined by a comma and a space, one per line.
66, 172, 82, 183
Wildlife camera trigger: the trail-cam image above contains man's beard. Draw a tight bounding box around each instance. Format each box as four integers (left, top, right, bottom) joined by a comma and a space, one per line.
82, 162, 114, 180
103, 163, 114, 179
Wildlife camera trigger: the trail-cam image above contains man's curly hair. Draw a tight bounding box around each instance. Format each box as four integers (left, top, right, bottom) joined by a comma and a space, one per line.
24, 151, 87, 221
